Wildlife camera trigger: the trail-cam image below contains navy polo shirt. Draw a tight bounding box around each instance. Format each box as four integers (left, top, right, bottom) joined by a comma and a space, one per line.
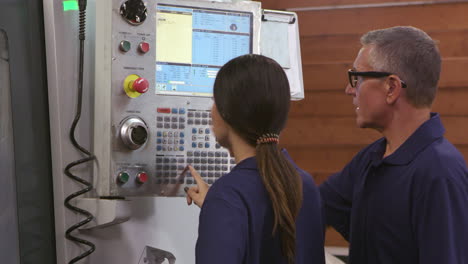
196, 150, 325, 264
320, 113, 468, 264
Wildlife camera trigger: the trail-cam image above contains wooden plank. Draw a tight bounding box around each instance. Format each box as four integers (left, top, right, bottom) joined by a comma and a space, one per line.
300, 30, 468, 63
285, 146, 363, 174
296, 3, 468, 36
268, 0, 452, 10
282, 116, 468, 145
289, 88, 468, 117
326, 227, 349, 247
303, 59, 468, 91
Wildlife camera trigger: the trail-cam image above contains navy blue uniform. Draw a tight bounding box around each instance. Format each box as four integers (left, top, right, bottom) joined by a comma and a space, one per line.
320, 113, 468, 264
196, 150, 325, 264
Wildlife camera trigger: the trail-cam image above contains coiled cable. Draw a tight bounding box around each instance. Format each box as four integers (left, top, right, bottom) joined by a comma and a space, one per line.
63, 0, 96, 262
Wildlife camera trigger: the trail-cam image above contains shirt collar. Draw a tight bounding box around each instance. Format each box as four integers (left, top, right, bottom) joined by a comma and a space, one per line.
231, 149, 296, 170
373, 112, 445, 166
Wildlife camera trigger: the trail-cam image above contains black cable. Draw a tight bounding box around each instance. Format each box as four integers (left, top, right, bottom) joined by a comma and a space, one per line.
63, 0, 96, 262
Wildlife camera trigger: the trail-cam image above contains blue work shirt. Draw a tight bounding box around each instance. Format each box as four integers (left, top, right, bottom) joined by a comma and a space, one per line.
320, 113, 468, 264
196, 150, 325, 264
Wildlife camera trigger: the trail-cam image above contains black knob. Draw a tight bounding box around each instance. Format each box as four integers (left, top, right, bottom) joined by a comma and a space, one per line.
120, 0, 147, 25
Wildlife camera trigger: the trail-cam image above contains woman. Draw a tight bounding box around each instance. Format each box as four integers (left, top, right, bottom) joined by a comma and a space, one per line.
185, 54, 325, 264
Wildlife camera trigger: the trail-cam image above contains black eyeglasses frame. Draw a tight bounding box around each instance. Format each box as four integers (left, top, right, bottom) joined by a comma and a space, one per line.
348, 69, 407, 88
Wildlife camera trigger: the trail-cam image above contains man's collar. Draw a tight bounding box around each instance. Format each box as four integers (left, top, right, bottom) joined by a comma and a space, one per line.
374, 112, 445, 165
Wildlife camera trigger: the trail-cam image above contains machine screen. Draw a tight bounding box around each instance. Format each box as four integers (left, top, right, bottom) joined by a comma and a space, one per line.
155, 4, 253, 96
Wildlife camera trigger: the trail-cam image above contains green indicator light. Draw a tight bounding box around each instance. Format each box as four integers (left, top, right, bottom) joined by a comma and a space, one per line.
118, 172, 130, 183
63, 0, 79, 11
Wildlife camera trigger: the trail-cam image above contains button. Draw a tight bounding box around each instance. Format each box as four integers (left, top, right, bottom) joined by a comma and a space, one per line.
172, 116, 178, 122
179, 117, 185, 123
188, 112, 194, 117
164, 123, 170, 129
117, 172, 130, 183
179, 108, 186, 114
198, 128, 204, 134
157, 138, 162, 144
164, 116, 170, 122
156, 158, 162, 163
194, 158, 200, 164
192, 142, 197, 148
192, 128, 197, 134
202, 112, 208, 118
205, 143, 210, 148
157, 145, 162, 151
171, 108, 178, 114
131, 77, 149, 93
192, 135, 197, 141
222, 152, 228, 157
163, 132, 168, 137
187, 151, 193, 156
168, 131, 173, 137
174, 146, 179, 151
179, 146, 185, 151
201, 151, 207, 157
194, 151, 201, 157
205, 128, 210, 134
136, 172, 148, 184
205, 135, 210, 141
195, 112, 201, 118
208, 152, 214, 157
198, 142, 203, 148
215, 143, 221, 149
157, 116, 163, 121
180, 132, 185, 138
202, 119, 208, 125
119, 40, 131, 52
195, 119, 201, 125
157, 108, 171, 114
179, 124, 185, 129
172, 124, 178, 129
138, 42, 150, 53
180, 139, 185, 144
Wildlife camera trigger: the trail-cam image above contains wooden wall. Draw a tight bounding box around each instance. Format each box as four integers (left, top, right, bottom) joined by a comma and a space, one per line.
260, 0, 468, 247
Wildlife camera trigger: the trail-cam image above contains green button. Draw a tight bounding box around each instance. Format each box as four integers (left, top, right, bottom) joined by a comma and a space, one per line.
118, 172, 130, 183
119, 40, 131, 52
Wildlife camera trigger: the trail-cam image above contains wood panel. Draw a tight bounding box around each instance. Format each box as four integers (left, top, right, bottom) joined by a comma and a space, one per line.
283, 116, 468, 145
302, 59, 468, 91
262, 0, 455, 10
300, 30, 468, 63
289, 88, 468, 117
297, 3, 468, 36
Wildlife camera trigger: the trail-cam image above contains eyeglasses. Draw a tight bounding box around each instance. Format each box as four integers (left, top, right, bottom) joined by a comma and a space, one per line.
348, 69, 407, 88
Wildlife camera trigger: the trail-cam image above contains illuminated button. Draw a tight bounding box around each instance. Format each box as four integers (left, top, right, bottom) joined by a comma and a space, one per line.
157, 108, 171, 114
136, 172, 148, 184
131, 77, 149, 93
117, 172, 130, 184
119, 40, 131, 52
138, 42, 150, 53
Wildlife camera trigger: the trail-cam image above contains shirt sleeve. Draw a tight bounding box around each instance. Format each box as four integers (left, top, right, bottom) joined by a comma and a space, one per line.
413, 175, 468, 264
319, 162, 356, 241
196, 196, 248, 264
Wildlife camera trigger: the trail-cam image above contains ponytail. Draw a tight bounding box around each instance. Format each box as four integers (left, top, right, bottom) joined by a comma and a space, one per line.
256, 143, 303, 264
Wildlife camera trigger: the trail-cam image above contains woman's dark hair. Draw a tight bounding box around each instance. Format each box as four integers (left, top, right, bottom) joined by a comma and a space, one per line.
213, 54, 303, 264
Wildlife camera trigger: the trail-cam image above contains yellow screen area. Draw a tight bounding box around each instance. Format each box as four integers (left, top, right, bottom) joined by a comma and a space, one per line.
156, 12, 193, 64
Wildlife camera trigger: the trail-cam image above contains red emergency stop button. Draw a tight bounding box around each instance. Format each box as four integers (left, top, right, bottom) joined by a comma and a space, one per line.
138, 42, 150, 54
136, 172, 148, 184
132, 77, 149, 93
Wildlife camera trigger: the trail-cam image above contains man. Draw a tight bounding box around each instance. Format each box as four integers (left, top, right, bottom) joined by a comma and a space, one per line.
320, 26, 468, 264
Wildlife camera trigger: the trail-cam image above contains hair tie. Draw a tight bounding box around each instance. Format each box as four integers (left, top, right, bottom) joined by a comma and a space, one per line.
256, 133, 280, 145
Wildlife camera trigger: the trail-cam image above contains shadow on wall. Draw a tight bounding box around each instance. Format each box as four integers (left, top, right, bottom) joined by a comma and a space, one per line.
139, 246, 176, 264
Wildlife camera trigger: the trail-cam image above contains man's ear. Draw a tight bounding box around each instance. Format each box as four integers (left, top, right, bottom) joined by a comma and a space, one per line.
386, 75, 403, 105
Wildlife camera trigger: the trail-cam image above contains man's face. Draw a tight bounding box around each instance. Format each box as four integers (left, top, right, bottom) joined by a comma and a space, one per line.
345, 46, 391, 131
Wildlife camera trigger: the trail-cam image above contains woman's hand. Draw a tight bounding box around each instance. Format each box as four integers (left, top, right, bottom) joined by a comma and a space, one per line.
184, 165, 209, 208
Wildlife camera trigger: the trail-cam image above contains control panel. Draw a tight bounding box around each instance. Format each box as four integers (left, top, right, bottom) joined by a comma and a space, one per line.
94, 0, 262, 197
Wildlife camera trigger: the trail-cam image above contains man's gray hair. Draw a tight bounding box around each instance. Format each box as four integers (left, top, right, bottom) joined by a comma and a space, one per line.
361, 26, 441, 107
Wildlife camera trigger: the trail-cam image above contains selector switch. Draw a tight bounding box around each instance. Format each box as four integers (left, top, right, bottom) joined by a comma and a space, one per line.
120, 117, 148, 149
120, 0, 147, 25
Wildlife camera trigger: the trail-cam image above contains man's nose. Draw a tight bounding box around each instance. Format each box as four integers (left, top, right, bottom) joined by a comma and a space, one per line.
345, 84, 355, 96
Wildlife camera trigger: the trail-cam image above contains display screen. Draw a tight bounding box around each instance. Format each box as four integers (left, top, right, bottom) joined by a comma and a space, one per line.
155, 4, 253, 96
